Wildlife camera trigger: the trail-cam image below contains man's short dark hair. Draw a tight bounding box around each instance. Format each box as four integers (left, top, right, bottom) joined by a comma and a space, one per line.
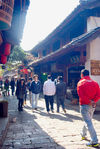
81, 69, 89, 76
20, 74, 23, 78
29, 77, 32, 81
48, 75, 51, 79
21, 78, 25, 81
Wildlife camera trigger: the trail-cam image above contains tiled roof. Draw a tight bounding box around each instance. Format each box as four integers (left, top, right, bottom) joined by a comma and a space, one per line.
29, 27, 100, 66
30, 0, 100, 53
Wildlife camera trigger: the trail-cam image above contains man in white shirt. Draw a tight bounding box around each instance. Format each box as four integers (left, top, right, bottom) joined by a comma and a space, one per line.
43, 75, 56, 113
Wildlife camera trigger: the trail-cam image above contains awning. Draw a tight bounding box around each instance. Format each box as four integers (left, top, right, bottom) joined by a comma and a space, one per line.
29, 27, 100, 66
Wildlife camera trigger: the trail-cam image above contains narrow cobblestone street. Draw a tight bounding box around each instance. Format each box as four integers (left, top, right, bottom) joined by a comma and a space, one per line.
2, 95, 100, 149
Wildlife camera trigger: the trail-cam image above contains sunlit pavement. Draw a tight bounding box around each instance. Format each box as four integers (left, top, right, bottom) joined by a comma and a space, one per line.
2, 95, 100, 149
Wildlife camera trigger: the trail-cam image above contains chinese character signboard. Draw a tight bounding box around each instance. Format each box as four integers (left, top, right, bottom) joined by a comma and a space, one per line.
91, 60, 100, 75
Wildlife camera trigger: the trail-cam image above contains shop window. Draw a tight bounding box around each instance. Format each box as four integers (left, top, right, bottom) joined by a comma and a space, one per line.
68, 66, 85, 88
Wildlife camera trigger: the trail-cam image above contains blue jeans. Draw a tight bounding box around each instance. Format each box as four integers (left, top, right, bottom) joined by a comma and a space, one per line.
32, 93, 39, 109
80, 105, 98, 144
11, 88, 15, 96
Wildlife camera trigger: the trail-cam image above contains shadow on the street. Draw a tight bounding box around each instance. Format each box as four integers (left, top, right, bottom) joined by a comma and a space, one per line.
63, 113, 82, 121
34, 110, 74, 122
2, 97, 66, 149
65, 99, 100, 122
24, 105, 45, 111
2, 95, 100, 149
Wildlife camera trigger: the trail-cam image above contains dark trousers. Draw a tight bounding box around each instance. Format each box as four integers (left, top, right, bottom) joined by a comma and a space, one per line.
56, 96, 65, 112
18, 98, 23, 111
44, 95, 54, 112
24, 92, 27, 102
11, 88, 14, 96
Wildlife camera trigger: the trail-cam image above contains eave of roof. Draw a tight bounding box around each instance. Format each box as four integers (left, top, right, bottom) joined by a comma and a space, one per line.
80, 0, 100, 8
30, 4, 82, 53
30, 0, 100, 53
29, 27, 100, 66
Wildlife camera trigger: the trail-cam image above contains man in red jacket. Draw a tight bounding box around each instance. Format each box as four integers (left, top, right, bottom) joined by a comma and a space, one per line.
77, 69, 100, 147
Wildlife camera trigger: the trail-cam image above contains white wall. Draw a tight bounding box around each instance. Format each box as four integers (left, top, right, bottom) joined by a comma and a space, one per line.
87, 16, 100, 31
85, 16, 100, 85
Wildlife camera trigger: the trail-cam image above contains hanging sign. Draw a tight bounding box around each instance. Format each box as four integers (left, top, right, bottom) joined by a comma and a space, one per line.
91, 60, 100, 75
70, 55, 80, 64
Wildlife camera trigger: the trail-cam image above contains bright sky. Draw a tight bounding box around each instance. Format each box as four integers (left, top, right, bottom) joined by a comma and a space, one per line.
21, 0, 79, 51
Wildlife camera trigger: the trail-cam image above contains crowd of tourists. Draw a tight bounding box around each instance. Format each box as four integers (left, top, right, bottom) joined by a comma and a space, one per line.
0, 74, 67, 114
0, 69, 100, 147
15, 74, 67, 114
0, 77, 15, 96
15, 69, 100, 147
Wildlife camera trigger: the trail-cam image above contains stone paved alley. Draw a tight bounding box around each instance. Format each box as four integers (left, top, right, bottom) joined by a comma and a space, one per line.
1, 95, 100, 149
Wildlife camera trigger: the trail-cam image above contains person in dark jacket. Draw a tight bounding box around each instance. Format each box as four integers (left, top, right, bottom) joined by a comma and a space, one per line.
31, 75, 41, 111
23, 80, 28, 106
0, 79, 3, 91
56, 76, 66, 113
10, 77, 15, 96
16, 78, 26, 111
4, 78, 10, 96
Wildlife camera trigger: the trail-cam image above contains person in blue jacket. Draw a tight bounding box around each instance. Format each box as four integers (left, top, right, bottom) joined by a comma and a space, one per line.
31, 75, 41, 112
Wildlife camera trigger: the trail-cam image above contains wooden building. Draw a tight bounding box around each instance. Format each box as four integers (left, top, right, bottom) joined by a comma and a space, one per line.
30, 0, 100, 89
0, 0, 30, 64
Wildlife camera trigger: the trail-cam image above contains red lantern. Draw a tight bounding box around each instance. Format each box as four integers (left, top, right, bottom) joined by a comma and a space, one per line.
20, 68, 28, 74
1, 55, 7, 64
4, 43, 11, 56
23, 68, 28, 74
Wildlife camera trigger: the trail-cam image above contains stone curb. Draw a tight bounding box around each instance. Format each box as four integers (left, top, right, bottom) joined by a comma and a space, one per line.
0, 116, 9, 148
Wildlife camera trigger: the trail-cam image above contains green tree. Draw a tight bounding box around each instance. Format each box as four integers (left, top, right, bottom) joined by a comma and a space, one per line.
9, 46, 27, 62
